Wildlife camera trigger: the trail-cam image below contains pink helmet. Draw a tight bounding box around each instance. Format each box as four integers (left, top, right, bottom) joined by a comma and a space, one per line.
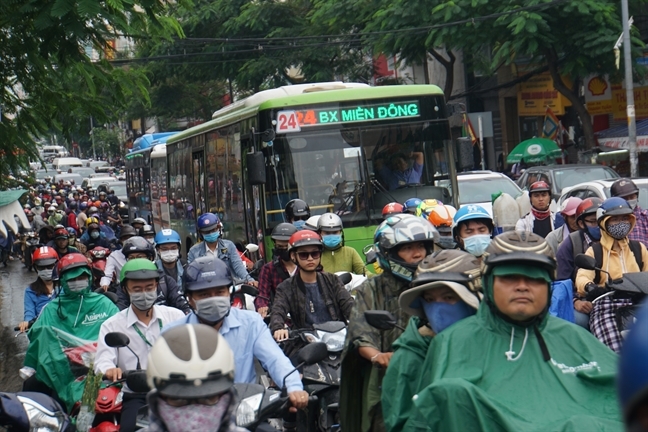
560, 197, 583, 217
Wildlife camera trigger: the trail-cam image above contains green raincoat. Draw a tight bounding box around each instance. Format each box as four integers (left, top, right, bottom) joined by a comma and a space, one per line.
24, 285, 118, 411
382, 316, 434, 432
403, 273, 623, 432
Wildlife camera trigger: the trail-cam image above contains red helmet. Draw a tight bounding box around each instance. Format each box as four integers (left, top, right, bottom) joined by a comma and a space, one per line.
33, 246, 59, 267
54, 227, 69, 239
529, 181, 551, 194
575, 197, 603, 221
288, 231, 323, 251
382, 202, 404, 218
57, 252, 90, 276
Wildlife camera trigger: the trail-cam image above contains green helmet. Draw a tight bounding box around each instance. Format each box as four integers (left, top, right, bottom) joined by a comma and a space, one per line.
120, 258, 160, 284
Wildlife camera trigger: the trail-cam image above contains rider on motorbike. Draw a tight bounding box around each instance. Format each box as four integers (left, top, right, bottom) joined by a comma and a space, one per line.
382, 249, 482, 431
22, 253, 119, 411
94, 259, 185, 432
18, 246, 59, 332
164, 256, 309, 410
340, 214, 438, 432
405, 231, 623, 431
100, 224, 137, 291
575, 197, 648, 352
154, 229, 184, 289
284, 199, 310, 230
453, 204, 493, 259
143, 324, 247, 432
317, 213, 365, 275
46, 227, 79, 258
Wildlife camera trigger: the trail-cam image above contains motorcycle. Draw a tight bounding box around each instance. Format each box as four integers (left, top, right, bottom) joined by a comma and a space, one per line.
0, 391, 74, 432
22, 232, 41, 271
575, 254, 648, 337
231, 283, 260, 311
88, 246, 111, 290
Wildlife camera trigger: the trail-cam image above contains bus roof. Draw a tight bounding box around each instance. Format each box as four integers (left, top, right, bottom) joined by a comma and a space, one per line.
166, 83, 444, 145
133, 131, 180, 151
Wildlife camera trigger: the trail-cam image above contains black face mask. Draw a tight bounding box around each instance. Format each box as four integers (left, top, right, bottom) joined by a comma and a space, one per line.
273, 248, 291, 262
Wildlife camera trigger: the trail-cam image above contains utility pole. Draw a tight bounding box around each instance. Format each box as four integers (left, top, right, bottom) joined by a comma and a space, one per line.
90, 117, 97, 160
621, 0, 638, 177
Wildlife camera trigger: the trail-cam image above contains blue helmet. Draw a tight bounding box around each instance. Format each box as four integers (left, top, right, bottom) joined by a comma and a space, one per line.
66, 227, 77, 236
155, 229, 181, 246
452, 204, 493, 238
596, 197, 633, 223
403, 198, 422, 214
79, 202, 88, 210
184, 256, 232, 292
196, 213, 221, 232
618, 300, 648, 424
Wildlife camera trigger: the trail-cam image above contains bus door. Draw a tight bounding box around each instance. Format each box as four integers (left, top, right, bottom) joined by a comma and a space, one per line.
192, 151, 206, 219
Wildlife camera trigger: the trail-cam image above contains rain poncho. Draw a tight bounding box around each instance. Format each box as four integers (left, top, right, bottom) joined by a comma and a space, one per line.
403, 271, 623, 431
24, 275, 118, 411
381, 316, 434, 432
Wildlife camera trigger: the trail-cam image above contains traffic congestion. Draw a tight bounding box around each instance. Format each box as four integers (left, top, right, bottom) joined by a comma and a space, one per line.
0, 133, 647, 432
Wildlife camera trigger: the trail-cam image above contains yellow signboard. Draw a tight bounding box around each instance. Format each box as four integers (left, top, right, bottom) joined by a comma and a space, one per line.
584, 75, 613, 115
612, 84, 648, 120
517, 72, 572, 116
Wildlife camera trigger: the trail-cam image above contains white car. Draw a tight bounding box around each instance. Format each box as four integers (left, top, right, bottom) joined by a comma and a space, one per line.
438, 171, 523, 216
559, 179, 648, 209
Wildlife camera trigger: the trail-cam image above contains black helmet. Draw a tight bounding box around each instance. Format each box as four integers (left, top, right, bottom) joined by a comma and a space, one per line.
285, 199, 310, 221
271, 223, 298, 242
122, 236, 155, 259
611, 178, 639, 199
139, 224, 155, 237
184, 256, 232, 292
482, 231, 556, 280
120, 225, 137, 239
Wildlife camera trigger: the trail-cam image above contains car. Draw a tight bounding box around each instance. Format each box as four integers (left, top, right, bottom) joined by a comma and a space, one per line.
516, 164, 619, 201
53, 173, 83, 186
69, 167, 96, 179
34, 170, 52, 180
94, 166, 116, 175
82, 176, 120, 189
89, 160, 109, 169
438, 171, 523, 215
559, 178, 648, 209
97, 181, 127, 203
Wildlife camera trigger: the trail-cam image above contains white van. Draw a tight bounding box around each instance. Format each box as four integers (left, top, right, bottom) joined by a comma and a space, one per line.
52, 157, 84, 171
40, 145, 69, 159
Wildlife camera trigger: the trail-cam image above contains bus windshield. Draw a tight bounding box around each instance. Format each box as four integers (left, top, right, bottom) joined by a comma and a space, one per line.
265, 120, 452, 228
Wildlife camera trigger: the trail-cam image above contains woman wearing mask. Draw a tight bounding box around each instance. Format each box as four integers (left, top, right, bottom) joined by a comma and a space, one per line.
453, 205, 494, 259
317, 213, 365, 275
382, 250, 481, 432
17, 247, 59, 332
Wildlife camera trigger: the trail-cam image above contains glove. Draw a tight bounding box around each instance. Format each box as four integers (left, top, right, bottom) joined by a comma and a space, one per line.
585, 283, 609, 302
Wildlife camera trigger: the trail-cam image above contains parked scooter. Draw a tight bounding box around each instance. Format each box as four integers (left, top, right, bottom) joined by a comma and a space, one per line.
0, 391, 74, 432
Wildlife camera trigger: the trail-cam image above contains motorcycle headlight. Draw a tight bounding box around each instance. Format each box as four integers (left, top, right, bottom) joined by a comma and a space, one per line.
236, 393, 263, 427
18, 396, 65, 431
318, 328, 347, 352
302, 332, 321, 344
92, 250, 106, 259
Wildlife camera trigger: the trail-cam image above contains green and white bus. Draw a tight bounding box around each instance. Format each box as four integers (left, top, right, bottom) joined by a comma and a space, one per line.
165, 82, 458, 260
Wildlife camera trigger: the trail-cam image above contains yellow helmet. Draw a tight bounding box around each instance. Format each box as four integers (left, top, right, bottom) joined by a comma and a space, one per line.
86, 216, 100, 227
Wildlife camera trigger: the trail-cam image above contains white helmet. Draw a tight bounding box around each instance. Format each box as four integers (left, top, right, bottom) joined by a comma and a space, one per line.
317, 213, 343, 233
304, 215, 321, 231
147, 324, 235, 398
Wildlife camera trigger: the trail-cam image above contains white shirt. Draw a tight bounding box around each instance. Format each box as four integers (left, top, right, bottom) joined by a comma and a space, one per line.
99, 249, 126, 287
94, 304, 185, 391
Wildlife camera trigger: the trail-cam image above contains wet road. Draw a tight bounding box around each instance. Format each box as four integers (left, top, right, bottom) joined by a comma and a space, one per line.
0, 258, 33, 392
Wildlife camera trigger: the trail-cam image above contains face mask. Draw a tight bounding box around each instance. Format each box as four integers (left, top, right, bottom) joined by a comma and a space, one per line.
322, 234, 342, 248
38, 268, 54, 281
146, 238, 155, 245
437, 236, 456, 250
586, 226, 601, 241
158, 393, 231, 432
422, 300, 476, 334
627, 199, 638, 210
194, 296, 230, 324
130, 290, 158, 311
606, 221, 632, 240
203, 232, 220, 243
218, 212, 224, 220
462, 234, 491, 257
293, 220, 306, 230
66, 279, 89, 292
90, 231, 100, 239
69, 236, 76, 244
160, 250, 179, 263
273, 248, 291, 262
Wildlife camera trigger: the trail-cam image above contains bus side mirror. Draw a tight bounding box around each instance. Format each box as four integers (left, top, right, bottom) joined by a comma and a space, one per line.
247, 152, 266, 185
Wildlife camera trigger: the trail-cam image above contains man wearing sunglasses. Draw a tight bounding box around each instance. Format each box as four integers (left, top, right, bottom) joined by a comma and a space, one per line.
270, 231, 354, 353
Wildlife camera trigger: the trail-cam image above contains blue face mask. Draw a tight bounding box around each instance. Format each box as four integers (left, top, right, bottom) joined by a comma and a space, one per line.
462, 234, 491, 257
586, 226, 601, 241
422, 301, 476, 334
203, 231, 220, 243
293, 220, 306, 230
322, 234, 342, 248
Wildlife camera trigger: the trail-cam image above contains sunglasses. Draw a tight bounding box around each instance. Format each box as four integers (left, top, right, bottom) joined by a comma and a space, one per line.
36, 264, 56, 270
296, 250, 321, 260
293, 216, 309, 221
160, 394, 221, 407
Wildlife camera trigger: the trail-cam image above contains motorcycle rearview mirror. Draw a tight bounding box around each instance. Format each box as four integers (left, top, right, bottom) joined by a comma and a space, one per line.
240, 284, 259, 297
574, 254, 597, 271
281, 342, 329, 396
245, 243, 259, 254
364, 310, 405, 332
125, 370, 151, 393
105, 332, 142, 370
337, 272, 353, 286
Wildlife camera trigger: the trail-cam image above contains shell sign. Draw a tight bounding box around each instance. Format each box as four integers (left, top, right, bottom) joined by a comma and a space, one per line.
584, 75, 612, 115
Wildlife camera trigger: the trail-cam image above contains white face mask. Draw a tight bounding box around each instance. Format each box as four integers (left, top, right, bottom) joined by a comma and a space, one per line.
67, 279, 89, 292
159, 250, 179, 264
38, 268, 54, 281
627, 199, 638, 210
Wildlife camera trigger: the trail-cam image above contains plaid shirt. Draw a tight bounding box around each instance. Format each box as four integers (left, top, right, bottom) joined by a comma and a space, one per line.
255, 260, 291, 310
629, 205, 648, 247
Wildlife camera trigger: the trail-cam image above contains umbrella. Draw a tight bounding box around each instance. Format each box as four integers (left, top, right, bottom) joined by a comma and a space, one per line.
506, 137, 562, 164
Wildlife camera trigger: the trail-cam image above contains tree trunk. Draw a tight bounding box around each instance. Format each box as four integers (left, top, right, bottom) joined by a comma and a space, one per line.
545, 49, 595, 150
428, 48, 456, 100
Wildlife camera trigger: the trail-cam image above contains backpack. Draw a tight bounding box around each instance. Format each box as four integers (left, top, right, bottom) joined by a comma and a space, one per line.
591, 241, 644, 284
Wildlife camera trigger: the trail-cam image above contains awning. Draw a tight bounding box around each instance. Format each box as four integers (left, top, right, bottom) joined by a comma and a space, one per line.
596, 119, 648, 151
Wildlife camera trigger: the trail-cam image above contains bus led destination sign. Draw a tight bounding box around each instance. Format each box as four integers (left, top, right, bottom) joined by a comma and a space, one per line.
275, 100, 420, 133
